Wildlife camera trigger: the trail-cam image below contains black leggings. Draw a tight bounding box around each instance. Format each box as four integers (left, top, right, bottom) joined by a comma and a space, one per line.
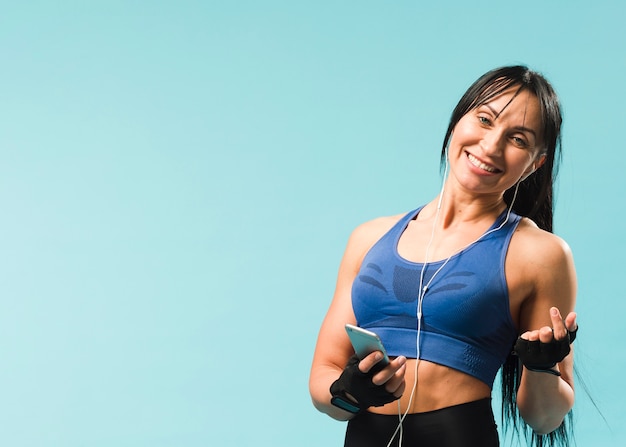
344, 398, 499, 447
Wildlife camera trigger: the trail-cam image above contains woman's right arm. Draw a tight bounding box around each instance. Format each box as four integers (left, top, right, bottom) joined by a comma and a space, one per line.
308, 217, 406, 420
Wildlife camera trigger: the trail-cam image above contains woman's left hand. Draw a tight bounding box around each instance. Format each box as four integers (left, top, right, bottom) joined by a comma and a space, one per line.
519, 307, 577, 343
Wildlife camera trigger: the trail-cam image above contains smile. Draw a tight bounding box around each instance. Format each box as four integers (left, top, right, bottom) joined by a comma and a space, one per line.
466, 152, 501, 173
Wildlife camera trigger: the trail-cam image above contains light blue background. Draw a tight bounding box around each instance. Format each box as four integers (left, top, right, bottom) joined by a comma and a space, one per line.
0, 1, 623, 446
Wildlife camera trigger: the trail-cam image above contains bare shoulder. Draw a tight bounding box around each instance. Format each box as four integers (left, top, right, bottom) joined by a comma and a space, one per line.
349, 213, 405, 249
342, 212, 408, 267
511, 218, 574, 267
315, 210, 410, 341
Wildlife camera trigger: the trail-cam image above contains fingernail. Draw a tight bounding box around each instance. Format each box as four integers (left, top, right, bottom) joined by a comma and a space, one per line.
551, 308, 558, 316
374, 352, 382, 361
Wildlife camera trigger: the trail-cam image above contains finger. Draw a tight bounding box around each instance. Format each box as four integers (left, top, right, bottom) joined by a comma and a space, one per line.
564, 311, 578, 332
522, 330, 540, 341
385, 363, 407, 397
538, 325, 554, 343
358, 351, 386, 374
519, 331, 530, 340
371, 356, 406, 386
550, 307, 567, 340
394, 380, 406, 398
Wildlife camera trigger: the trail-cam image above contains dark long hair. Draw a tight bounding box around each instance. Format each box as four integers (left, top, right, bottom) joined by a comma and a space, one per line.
440, 65, 562, 232
441, 66, 570, 446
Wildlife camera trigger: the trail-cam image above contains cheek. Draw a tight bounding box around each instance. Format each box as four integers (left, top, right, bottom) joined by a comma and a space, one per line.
448, 122, 477, 153
515, 151, 536, 168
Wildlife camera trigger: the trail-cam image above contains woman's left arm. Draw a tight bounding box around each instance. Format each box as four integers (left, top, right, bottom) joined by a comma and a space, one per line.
515, 232, 577, 435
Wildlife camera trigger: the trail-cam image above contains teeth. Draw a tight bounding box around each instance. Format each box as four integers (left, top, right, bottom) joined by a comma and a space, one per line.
467, 153, 497, 172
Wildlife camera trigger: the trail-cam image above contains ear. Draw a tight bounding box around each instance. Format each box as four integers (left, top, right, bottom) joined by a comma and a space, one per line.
534, 153, 547, 170
520, 153, 547, 181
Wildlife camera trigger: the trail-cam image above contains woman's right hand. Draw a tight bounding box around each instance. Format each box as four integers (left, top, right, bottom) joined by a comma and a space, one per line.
329, 352, 407, 414
359, 351, 407, 399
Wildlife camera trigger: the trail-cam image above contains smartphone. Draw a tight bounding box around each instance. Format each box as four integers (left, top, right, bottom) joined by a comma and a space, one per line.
345, 324, 390, 367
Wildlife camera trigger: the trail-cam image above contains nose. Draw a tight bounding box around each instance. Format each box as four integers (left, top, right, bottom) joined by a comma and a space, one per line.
479, 130, 504, 156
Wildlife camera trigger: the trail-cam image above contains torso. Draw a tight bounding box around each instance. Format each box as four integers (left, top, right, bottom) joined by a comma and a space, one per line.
355, 203, 540, 415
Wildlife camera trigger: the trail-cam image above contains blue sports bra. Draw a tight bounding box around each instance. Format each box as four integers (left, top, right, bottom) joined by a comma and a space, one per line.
351, 207, 520, 388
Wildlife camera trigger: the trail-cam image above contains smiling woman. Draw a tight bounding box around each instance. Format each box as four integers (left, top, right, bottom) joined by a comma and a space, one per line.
447, 87, 545, 197
309, 66, 577, 447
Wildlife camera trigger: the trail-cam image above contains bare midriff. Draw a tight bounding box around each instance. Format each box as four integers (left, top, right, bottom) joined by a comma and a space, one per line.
369, 358, 492, 414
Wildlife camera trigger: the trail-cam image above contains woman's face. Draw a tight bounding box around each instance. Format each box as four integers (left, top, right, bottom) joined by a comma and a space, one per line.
447, 87, 545, 196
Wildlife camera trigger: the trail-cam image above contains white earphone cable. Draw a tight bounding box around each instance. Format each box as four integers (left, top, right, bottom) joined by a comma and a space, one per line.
385, 166, 522, 447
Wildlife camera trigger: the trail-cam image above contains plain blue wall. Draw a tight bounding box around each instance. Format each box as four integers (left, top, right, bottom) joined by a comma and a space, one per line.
0, 1, 622, 445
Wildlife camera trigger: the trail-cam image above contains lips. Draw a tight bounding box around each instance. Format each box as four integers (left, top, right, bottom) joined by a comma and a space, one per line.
466, 152, 502, 173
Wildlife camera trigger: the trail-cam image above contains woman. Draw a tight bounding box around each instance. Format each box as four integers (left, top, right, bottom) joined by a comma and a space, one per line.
309, 66, 578, 447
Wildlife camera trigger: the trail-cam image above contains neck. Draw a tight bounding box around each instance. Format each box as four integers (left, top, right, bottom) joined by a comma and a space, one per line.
430, 192, 507, 230
427, 171, 520, 227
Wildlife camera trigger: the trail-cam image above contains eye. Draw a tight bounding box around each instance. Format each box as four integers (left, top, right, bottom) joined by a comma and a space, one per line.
511, 136, 529, 148
477, 115, 491, 126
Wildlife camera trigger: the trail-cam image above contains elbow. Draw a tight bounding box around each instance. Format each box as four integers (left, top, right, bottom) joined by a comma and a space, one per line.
309, 382, 326, 414
528, 418, 566, 436
309, 377, 353, 421
310, 395, 353, 422
309, 389, 328, 416
518, 401, 573, 436
517, 374, 575, 435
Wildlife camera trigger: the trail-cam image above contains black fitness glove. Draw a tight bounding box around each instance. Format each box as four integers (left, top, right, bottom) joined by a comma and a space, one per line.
514, 326, 578, 376
330, 354, 398, 414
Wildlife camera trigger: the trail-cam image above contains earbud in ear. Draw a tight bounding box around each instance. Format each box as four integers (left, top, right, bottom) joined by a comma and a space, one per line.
520, 166, 536, 182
